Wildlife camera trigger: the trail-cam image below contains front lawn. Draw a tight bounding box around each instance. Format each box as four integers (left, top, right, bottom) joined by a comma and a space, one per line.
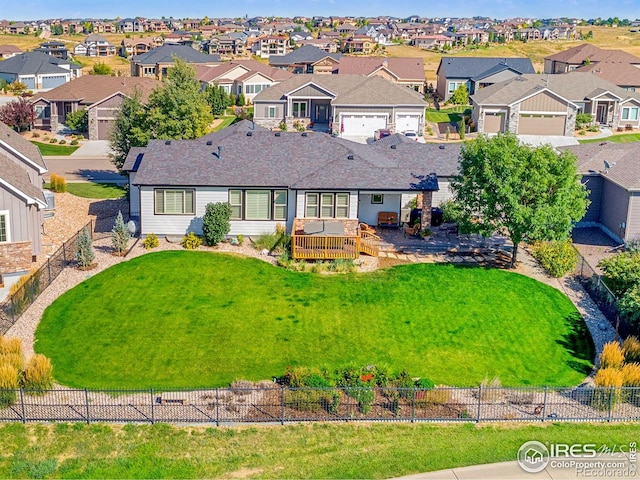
31, 141, 80, 156
579, 133, 640, 144
45, 182, 126, 199
0, 422, 636, 478
36, 251, 594, 389
425, 108, 464, 123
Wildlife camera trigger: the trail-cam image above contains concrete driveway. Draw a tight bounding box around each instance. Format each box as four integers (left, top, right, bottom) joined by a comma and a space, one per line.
70, 140, 112, 157
43, 156, 124, 183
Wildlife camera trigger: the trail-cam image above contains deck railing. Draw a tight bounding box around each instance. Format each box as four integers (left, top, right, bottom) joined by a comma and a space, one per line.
291, 235, 360, 259
360, 230, 381, 257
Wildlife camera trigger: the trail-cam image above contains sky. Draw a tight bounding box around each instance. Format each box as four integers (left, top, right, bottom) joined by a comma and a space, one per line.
3, 0, 640, 21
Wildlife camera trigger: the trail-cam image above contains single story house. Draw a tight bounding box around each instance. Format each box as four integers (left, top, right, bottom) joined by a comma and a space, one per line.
252, 74, 427, 137
0, 45, 22, 59
544, 44, 640, 75
335, 57, 426, 94
0, 52, 82, 90
195, 60, 293, 104
561, 142, 640, 244
123, 121, 460, 248
0, 121, 48, 274
269, 44, 343, 74
436, 56, 535, 102
31, 76, 159, 140
470, 72, 640, 136
130, 45, 221, 80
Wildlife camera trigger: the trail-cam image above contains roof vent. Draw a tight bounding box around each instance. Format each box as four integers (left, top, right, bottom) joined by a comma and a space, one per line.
246, 131, 253, 136
206, 140, 213, 145
275, 131, 281, 137
165, 140, 171, 145
439, 145, 445, 149
347, 154, 354, 160
217, 146, 222, 159
599, 142, 607, 146
301, 132, 308, 137
390, 144, 397, 149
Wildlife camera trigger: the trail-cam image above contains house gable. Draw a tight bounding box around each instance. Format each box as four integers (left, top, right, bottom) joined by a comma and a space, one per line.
286, 82, 336, 98
518, 90, 572, 112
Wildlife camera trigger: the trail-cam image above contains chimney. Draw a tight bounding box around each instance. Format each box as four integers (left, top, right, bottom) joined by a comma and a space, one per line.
217, 145, 222, 159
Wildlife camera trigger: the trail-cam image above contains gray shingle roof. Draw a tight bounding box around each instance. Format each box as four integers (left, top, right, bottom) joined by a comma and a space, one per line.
253, 74, 426, 106
130, 121, 460, 191
470, 72, 640, 106
130, 45, 221, 65
0, 121, 46, 171
437, 56, 535, 78
0, 156, 46, 204
0, 51, 73, 76
560, 142, 640, 191
269, 44, 341, 66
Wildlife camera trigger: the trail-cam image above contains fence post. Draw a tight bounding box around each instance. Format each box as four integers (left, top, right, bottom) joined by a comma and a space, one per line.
542, 387, 548, 422
476, 386, 482, 423
280, 385, 285, 425
411, 387, 415, 423
346, 387, 350, 421
10, 296, 15, 323
47, 258, 52, 285
608, 387, 614, 422
215, 387, 219, 427
19, 387, 26, 424
150, 388, 155, 424
62, 242, 67, 265
85, 389, 90, 424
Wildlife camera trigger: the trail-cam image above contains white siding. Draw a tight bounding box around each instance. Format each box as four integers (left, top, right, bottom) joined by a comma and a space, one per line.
358, 193, 401, 225
432, 181, 454, 206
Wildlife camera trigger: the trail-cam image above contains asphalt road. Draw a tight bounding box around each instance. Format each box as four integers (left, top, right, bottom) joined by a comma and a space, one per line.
43, 156, 125, 183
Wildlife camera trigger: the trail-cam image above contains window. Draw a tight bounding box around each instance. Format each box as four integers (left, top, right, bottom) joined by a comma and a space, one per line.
305, 193, 350, 219
268, 106, 276, 118
371, 194, 384, 204
293, 101, 307, 118
0, 211, 9, 243
447, 80, 470, 94
228, 190, 287, 220
622, 107, 639, 121
35, 106, 50, 119
154, 189, 194, 215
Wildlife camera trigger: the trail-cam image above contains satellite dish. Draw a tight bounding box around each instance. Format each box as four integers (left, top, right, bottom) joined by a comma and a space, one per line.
604, 160, 611, 169
127, 220, 137, 235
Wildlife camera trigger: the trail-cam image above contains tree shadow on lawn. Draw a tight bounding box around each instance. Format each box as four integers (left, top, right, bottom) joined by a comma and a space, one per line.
556, 312, 596, 376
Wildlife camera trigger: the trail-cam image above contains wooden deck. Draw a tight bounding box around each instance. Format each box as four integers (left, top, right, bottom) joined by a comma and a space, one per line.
291, 232, 380, 260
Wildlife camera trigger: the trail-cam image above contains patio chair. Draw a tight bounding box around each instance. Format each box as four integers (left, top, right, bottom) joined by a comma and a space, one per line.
359, 222, 376, 235
403, 223, 420, 238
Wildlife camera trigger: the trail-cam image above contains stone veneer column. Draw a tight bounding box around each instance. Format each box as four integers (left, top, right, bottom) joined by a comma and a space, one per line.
421, 191, 433, 230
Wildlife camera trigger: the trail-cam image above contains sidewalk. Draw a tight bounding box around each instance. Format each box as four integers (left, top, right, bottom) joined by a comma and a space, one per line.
396, 460, 586, 479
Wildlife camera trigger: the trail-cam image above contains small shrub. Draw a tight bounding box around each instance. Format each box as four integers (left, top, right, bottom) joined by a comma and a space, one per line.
278, 121, 287, 132
253, 232, 278, 251
619, 284, 640, 328
111, 211, 130, 254
49, 173, 66, 193
0, 336, 23, 355
598, 252, 640, 298
0, 364, 18, 407
600, 341, 625, 369
202, 202, 231, 246
236, 234, 244, 246
530, 240, 577, 278
74, 227, 94, 268
415, 378, 435, 389
0, 353, 25, 373
479, 375, 503, 402
49, 138, 57, 144
58, 139, 66, 145
142, 233, 159, 250
70, 139, 78, 145
623, 336, 640, 363
284, 389, 340, 414
593, 367, 624, 409
621, 363, 640, 386
22, 354, 54, 394
181, 232, 202, 250
32, 132, 40, 138
415, 387, 452, 407
330, 258, 357, 273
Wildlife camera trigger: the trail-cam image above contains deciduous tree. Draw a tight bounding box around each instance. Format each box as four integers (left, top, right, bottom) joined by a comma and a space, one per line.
109, 89, 150, 171
0, 98, 36, 132
451, 133, 589, 268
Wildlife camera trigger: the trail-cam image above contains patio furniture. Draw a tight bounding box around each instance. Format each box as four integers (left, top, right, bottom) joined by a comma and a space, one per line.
377, 211, 399, 228
403, 223, 420, 238
359, 222, 376, 235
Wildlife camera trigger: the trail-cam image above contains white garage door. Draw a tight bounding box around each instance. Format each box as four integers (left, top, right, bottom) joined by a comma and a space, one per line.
341, 114, 387, 137
396, 114, 420, 133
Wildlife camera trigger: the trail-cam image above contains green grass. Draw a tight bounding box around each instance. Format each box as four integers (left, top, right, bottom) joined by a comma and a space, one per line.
30, 141, 80, 156
0, 422, 636, 478
44, 182, 126, 199
36, 251, 594, 389
579, 133, 640, 144
425, 108, 464, 123
212, 115, 237, 132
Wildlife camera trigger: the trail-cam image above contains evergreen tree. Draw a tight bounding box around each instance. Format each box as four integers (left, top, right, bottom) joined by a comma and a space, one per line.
74, 227, 95, 268
202, 202, 231, 246
111, 211, 130, 254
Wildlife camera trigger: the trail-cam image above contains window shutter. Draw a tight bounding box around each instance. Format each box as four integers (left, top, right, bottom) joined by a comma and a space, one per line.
155, 190, 164, 214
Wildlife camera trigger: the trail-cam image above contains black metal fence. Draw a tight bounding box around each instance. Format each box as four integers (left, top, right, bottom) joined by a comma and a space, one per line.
1, 385, 640, 424
0, 221, 94, 335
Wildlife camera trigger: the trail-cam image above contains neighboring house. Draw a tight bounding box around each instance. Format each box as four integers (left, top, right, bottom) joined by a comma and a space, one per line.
33, 41, 69, 60
195, 60, 293, 103
574, 62, 640, 92
0, 52, 82, 90
253, 74, 427, 137
203, 35, 245, 56
252, 35, 290, 58
269, 45, 342, 74
411, 35, 453, 51
0, 45, 22, 59
31, 76, 159, 139
436, 56, 535, 101
295, 38, 340, 53
123, 120, 459, 240
118, 18, 145, 33
120, 37, 163, 57
340, 35, 375, 54
561, 142, 640, 244
544, 44, 640, 74
130, 45, 221, 79
470, 72, 640, 136
74, 34, 116, 57
0, 121, 48, 274
336, 57, 426, 94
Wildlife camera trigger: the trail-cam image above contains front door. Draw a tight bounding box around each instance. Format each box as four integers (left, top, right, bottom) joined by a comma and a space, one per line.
596, 103, 608, 124
315, 104, 329, 122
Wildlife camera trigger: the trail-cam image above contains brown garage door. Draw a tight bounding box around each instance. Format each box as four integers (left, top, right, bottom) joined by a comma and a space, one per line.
97, 119, 112, 140
483, 113, 505, 133
518, 115, 566, 135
